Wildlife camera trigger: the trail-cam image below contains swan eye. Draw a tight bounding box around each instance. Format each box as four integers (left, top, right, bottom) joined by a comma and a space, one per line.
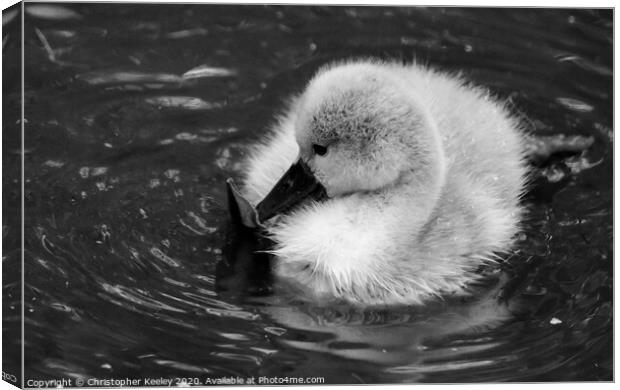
312, 144, 328, 156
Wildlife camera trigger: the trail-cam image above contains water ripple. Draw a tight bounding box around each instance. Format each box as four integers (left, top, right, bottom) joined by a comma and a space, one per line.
99, 283, 186, 313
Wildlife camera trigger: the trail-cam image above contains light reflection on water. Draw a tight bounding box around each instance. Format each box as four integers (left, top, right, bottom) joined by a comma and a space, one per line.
2, 3, 612, 384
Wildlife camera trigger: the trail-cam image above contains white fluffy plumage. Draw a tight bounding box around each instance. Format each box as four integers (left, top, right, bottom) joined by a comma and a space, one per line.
241, 59, 528, 306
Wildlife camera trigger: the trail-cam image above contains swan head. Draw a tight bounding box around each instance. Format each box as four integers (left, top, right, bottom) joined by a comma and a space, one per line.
256, 62, 446, 222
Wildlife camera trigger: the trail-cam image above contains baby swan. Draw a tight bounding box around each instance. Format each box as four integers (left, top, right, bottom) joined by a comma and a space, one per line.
241, 59, 527, 306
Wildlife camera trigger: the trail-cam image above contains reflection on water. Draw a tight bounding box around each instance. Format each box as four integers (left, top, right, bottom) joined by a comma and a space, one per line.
2, 4, 612, 384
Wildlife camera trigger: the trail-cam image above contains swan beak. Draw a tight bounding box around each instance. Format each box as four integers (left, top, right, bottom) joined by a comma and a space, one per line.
256, 159, 327, 223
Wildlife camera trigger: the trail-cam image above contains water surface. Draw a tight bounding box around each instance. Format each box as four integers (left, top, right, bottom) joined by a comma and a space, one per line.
2, 4, 612, 384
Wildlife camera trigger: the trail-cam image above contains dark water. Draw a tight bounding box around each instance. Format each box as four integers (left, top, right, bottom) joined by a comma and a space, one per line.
2, 4, 612, 384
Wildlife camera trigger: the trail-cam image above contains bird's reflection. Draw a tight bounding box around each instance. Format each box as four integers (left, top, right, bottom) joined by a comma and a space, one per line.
216, 224, 274, 297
